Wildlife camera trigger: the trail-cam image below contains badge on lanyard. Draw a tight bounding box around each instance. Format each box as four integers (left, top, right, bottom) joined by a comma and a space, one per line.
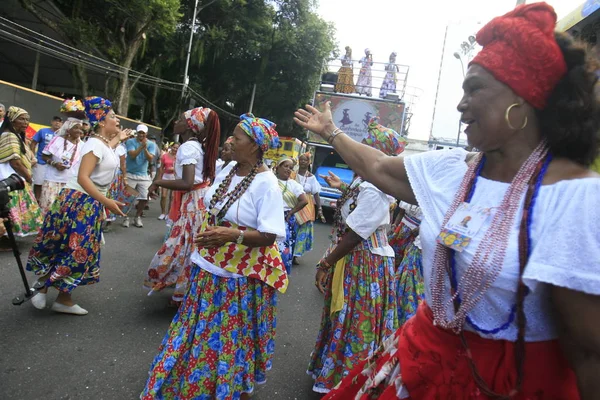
437, 202, 495, 252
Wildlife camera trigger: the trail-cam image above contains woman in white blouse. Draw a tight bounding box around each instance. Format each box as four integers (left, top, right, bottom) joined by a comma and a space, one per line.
293, 152, 325, 264
295, 5, 599, 398
145, 107, 221, 307
305, 123, 404, 394
142, 113, 288, 400
274, 157, 308, 274
27, 96, 129, 315
39, 118, 84, 213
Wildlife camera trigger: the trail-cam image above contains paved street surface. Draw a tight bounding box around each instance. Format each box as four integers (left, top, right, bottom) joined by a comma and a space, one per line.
0, 202, 330, 400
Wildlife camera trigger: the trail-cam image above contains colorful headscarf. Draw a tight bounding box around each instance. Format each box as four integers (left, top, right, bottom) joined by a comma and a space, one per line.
184, 107, 211, 134
363, 117, 407, 156
276, 155, 294, 168
7, 106, 28, 122
56, 117, 83, 137
469, 3, 567, 110
237, 113, 279, 153
83, 97, 112, 129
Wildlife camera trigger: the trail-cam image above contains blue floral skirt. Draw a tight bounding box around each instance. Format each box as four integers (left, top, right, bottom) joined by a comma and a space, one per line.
294, 221, 314, 257
277, 213, 297, 274
396, 242, 425, 326
142, 266, 278, 400
26, 189, 103, 293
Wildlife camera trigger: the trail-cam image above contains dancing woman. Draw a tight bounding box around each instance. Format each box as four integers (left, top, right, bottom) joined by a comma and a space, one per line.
0, 107, 43, 239
39, 119, 84, 214
274, 157, 308, 273
355, 48, 374, 96
335, 46, 355, 94
306, 122, 404, 394
27, 97, 129, 315
295, 4, 600, 398
293, 152, 325, 264
142, 113, 288, 400
145, 107, 220, 306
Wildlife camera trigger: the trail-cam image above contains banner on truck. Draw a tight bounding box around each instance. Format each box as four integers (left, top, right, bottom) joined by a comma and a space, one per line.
307, 92, 406, 144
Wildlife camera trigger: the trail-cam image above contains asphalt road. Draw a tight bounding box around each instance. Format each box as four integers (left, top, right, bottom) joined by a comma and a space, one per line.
0, 202, 331, 400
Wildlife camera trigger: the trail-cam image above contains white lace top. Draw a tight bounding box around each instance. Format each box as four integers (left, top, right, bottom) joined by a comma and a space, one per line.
405, 148, 600, 342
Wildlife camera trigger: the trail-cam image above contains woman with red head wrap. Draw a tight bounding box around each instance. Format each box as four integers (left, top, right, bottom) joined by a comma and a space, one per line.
295, 3, 600, 398
144, 107, 221, 307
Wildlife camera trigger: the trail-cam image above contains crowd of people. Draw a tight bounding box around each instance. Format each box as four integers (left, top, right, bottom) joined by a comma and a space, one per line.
1, 3, 599, 399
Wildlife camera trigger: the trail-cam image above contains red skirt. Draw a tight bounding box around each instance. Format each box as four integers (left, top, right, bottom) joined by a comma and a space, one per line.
325, 303, 579, 400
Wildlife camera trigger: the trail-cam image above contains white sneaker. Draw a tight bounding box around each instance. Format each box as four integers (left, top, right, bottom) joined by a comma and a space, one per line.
122, 217, 130, 228
30, 290, 47, 309
134, 216, 143, 228
158, 214, 166, 220
51, 302, 88, 315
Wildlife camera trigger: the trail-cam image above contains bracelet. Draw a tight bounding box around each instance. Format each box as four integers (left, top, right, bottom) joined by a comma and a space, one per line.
327, 128, 344, 145
317, 258, 333, 270
340, 182, 348, 192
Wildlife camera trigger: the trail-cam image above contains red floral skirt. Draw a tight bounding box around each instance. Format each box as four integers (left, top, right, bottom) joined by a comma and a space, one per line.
325, 303, 579, 399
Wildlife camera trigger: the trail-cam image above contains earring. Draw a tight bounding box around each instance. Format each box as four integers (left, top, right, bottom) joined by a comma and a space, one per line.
505, 103, 528, 130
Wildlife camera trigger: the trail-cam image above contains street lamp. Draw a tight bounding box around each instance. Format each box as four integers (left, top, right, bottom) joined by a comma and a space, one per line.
454, 35, 477, 146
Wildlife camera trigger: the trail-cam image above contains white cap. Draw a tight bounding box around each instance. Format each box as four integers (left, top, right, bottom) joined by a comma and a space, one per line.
136, 124, 148, 133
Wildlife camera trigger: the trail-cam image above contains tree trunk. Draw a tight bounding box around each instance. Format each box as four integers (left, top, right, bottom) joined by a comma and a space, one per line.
75, 61, 89, 98
152, 82, 161, 126
114, 37, 143, 116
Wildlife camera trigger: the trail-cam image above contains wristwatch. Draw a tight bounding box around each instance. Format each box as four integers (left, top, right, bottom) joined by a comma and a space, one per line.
236, 230, 245, 244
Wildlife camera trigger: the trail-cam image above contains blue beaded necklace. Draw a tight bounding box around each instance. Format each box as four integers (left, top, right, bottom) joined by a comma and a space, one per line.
449, 153, 553, 334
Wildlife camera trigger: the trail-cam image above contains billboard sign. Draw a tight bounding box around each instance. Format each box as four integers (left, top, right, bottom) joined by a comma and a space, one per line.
307, 92, 406, 145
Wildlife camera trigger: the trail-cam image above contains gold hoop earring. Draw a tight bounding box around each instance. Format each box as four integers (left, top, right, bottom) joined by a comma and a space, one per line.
505, 103, 528, 130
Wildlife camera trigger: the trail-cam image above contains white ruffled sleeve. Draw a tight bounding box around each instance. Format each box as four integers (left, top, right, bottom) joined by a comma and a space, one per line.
42, 136, 63, 156
404, 148, 467, 227
308, 175, 321, 195
288, 179, 305, 198
252, 177, 286, 239
523, 178, 600, 295
80, 138, 106, 164
178, 142, 202, 165
346, 182, 391, 240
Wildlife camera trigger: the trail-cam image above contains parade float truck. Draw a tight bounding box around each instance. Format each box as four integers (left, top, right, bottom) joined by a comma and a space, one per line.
307, 91, 407, 209
263, 137, 306, 167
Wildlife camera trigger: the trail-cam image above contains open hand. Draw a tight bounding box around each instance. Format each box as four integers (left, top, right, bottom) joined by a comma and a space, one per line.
119, 128, 134, 142
105, 199, 126, 217
294, 102, 336, 138
195, 226, 238, 248
319, 171, 343, 189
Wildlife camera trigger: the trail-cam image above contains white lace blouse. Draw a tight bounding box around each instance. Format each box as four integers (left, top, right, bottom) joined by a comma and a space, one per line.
405, 148, 600, 342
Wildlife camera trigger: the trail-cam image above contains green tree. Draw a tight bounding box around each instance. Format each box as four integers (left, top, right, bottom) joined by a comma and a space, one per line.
20, 0, 182, 116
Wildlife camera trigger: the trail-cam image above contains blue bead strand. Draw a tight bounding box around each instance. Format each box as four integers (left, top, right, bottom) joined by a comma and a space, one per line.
450, 154, 552, 335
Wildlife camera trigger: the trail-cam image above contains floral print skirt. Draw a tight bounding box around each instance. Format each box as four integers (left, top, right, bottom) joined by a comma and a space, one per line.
277, 213, 297, 274
106, 169, 125, 222
141, 266, 278, 400
294, 221, 314, 258
396, 242, 425, 326
5, 181, 42, 237
26, 189, 103, 293
144, 188, 206, 302
39, 181, 66, 215
388, 222, 417, 268
308, 249, 398, 393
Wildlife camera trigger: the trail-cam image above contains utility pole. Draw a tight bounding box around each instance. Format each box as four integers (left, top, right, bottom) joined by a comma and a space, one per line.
181, 0, 199, 108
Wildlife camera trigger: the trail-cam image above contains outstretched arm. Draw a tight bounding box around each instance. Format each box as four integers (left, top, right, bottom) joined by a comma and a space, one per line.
294, 103, 416, 204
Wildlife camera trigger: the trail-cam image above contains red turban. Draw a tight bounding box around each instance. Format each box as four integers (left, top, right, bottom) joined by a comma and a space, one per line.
470, 2, 567, 110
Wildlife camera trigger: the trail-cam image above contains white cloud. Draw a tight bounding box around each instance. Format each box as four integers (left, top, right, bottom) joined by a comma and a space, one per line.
316, 0, 578, 141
